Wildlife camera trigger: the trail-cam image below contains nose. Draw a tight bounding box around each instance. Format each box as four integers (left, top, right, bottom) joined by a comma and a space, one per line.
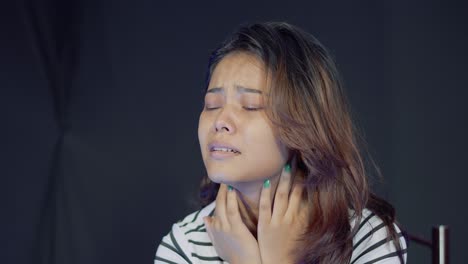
214, 106, 236, 134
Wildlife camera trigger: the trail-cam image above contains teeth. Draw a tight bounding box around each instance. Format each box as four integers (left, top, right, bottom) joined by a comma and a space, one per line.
213, 147, 238, 153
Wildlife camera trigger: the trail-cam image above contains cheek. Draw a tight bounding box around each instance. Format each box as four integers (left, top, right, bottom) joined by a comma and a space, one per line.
244, 123, 288, 166
198, 115, 208, 150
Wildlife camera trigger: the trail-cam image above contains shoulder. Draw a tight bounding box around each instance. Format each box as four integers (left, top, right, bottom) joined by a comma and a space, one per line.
177, 201, 216, 231
349, 208, 408, 264
155, 202, 222, 264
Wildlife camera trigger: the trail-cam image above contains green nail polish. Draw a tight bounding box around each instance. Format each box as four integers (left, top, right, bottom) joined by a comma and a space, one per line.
263, 179, 270, 188
228, 185, 233, 191
285, 163, 291, 173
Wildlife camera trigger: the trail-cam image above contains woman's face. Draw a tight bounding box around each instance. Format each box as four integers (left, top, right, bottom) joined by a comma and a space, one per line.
198, 52, 288, 186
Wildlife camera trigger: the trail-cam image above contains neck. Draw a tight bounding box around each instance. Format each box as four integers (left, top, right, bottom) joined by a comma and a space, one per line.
231, 173, 281, 231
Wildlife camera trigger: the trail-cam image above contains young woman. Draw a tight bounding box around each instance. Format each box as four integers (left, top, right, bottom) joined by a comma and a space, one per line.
155, 22, 407, 264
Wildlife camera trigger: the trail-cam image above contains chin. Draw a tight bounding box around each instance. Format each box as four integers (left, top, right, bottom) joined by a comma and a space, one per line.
206, 169, 244, 184
207, 171, 265, 186
207, 173, 234, 184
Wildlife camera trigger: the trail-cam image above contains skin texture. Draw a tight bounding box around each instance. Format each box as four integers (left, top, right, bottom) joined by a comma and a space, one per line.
199, 53, 310, 264
198, 52, 288, 211
204, 164, 309, 264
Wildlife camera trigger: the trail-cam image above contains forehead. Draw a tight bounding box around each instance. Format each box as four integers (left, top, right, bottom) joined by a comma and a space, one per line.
209, 52, 268, 91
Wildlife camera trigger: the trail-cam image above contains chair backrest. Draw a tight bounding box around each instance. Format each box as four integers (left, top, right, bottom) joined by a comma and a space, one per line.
405, 225, 449, 264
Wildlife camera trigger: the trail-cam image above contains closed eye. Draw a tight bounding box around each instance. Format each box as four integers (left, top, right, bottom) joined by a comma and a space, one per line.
204, 106, 220, 111
243, 106, 263, 111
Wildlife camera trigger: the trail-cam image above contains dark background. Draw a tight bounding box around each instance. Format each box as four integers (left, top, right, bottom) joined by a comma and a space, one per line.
1, 0, 467, 263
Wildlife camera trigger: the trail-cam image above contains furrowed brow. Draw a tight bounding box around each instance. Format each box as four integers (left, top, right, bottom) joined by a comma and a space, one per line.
206, 87, 223, 93
235, 85, 262, 94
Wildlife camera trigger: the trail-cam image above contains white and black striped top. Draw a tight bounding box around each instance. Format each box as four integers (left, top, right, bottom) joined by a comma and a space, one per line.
155, 202, 407, 264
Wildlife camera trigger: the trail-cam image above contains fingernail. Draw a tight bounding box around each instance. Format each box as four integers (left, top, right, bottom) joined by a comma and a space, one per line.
263, 179, 270, 188
285, 163, 291, 173
228, 185, 233, 191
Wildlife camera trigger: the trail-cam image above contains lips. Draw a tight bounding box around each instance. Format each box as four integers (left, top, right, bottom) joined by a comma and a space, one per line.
208, 142, 241, 153
208, 141, 241, 159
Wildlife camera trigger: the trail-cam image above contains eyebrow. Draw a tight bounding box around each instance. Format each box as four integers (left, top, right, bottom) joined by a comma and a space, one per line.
206, 85, 263, 94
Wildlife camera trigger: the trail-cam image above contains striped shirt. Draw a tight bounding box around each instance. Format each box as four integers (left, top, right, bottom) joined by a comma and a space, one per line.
155, 201, 407, 264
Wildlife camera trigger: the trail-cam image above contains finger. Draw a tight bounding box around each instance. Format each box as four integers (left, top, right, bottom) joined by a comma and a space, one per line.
272, 164, 292, 221
226, 186, 242, 226
215, 184, 229, 227
285, 183, 304, 219
258, 178, 272, 228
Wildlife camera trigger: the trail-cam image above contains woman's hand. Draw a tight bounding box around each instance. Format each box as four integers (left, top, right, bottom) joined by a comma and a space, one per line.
257, 164, 310, 264
203, 184, 262, 264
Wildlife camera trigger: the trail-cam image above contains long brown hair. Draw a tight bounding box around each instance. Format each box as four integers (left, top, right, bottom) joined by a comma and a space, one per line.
199, 22, 405, 264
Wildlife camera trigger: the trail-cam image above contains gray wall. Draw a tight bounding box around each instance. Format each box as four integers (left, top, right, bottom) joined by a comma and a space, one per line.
2, 0, 467, 263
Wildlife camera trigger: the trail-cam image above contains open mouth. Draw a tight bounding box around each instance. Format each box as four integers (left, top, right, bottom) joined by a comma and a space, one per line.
210, 147, 241, 154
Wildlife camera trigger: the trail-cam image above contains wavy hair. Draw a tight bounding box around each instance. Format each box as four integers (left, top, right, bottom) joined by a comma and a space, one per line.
199, 22, 405, 264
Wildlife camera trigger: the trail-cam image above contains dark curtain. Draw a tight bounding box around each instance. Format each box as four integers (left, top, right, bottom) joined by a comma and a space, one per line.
2, 0, 79, 263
